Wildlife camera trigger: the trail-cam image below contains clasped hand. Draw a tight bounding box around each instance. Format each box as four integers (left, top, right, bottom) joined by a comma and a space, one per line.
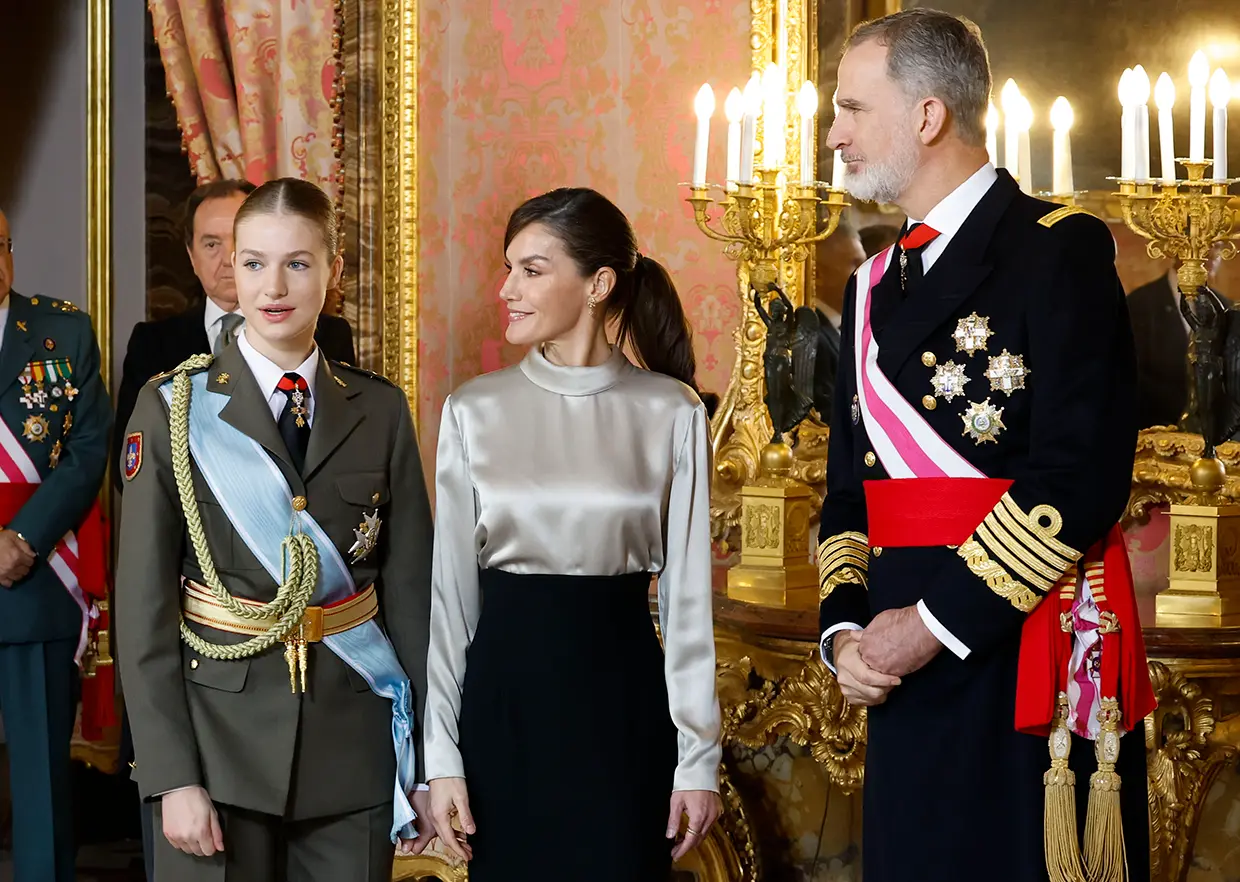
833, 605, 943, 707
0, 529, 36, 588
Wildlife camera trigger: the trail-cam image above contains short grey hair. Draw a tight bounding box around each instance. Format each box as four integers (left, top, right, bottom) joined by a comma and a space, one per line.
846, 9, 992, 148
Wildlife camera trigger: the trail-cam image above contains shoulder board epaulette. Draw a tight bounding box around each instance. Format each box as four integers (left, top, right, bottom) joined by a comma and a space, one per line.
50, 299, 80, 314
27, 296, 82, 314
152, 353, 214, 384
331, 361, 399, 389
1037, 205, 1097, 228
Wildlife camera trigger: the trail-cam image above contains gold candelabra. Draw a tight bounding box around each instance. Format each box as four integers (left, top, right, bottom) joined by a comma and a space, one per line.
688, 170, 848, 551
1116, 160, 1240, 625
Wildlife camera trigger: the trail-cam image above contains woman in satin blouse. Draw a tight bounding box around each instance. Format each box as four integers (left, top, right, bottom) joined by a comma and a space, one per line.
422, 188, 722, 881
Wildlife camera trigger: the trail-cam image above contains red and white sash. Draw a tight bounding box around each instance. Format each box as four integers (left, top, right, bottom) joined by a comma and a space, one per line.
853, 246, 984, 479
0, 419, 96, 665
851, 246, 1105, 737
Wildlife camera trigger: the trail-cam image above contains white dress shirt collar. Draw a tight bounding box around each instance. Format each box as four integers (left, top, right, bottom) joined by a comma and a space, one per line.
910, 162, 1000, 273
237, 329, 320, 424
204, 297, 243, 351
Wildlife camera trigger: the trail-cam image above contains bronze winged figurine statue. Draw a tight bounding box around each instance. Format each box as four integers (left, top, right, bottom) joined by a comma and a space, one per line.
1180, 284, 1240, 455
753, 286, 824, 441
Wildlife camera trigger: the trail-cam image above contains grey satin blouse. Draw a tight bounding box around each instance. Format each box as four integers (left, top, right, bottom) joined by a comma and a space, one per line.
423, 346, 722, 793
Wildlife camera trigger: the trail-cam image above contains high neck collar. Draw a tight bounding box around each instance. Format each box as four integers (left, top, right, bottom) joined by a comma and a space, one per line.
520, 345, 630, 396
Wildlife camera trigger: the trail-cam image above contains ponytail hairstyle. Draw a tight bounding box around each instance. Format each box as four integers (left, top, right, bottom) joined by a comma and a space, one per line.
233, 177, 339, 258
504, 188, 715, 412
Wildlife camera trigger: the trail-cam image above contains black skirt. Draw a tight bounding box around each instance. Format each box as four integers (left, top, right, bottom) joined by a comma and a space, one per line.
458, 569, 678, 882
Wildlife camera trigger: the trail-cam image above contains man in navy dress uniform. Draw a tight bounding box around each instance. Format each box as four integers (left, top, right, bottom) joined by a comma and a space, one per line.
815, 11, 1152, 882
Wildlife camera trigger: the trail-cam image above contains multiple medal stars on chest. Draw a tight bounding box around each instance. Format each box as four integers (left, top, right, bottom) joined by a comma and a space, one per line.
853, 312, 1031, 447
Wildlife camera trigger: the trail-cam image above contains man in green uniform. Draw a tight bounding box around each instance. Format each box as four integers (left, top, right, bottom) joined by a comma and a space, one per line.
0, 207, 113, 881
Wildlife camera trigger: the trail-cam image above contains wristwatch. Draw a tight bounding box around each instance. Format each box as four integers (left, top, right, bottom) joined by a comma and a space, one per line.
823, 631, 840, 666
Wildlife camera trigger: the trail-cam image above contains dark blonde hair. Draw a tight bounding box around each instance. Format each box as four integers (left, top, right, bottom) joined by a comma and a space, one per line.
233, 177, 338, 257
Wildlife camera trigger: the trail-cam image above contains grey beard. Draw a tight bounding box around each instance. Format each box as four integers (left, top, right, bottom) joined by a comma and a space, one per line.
842, 138, 920, 204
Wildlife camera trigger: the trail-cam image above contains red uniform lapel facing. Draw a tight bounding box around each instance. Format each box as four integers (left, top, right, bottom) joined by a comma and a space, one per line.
124, 432, 143, 481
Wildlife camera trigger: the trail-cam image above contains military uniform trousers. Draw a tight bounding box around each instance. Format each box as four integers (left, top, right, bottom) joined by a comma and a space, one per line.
0, 636, 79, 882
153, 800, 395, 882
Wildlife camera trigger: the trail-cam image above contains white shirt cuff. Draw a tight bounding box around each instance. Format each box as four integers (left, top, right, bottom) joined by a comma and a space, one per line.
819, 622, 864, 673
917, 599, 971, 660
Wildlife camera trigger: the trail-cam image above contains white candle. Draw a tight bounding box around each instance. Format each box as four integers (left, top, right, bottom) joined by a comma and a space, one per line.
725, 87, 743, 189
740, 73, 761, 184
797, 81, 818, 184
1050, 97, 1074, 195
1000, 79, 1021, 172
762, 63, 786, 171
692, 84, 715, 187
1155, 72, 1176, 184
1211, 68, 1230, 180
985, 101, 999, 167
1017, 96, 1033, 193
1119, 68, 1134, 179
832, 149, 846, 189
1133, 66, 1151, 182
1190, 50, 1210, 163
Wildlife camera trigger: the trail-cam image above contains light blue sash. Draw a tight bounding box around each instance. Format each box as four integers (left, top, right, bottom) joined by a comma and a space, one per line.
160, 373, 419, 842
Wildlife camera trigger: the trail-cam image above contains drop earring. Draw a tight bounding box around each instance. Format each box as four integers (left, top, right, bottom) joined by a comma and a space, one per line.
587, 294, 598, 314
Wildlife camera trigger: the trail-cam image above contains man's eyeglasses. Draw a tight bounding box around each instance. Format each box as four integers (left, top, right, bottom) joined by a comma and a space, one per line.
0, 239, 11, 254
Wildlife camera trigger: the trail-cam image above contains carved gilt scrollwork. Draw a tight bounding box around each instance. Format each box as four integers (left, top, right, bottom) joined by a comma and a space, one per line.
717, 650, 867, 794
1145, 661, 1239, 882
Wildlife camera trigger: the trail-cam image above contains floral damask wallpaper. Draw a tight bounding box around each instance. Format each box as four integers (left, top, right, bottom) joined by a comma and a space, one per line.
417, 0, 751, 465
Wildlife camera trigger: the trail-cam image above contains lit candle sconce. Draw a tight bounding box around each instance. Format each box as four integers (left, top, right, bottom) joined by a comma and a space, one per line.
1000, 78, 1022, 174
985, 101, 999, 168
1015, 95, 1033, 193
1155, 72, 1176, 184
1211, 68, 1230, 181
1190, 50, 1210, 164
740, 73, 761, 185
1133, 65, 1152, 182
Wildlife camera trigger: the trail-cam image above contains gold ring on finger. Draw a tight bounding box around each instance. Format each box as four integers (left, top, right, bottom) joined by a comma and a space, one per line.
687, 827, 700, 836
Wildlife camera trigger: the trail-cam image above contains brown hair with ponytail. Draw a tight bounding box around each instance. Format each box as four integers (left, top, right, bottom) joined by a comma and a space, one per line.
504, 188, 715, 412
233, 177, 339, 258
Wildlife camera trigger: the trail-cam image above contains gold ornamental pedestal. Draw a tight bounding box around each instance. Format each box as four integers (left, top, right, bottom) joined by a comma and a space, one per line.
1160, 497, 1240, 626
726, 441, 819, 609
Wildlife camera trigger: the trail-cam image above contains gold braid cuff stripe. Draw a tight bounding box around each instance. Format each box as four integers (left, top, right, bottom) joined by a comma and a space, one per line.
989, 501, 1076, 574
818, 533, 869, 573
999, 494, 1081, 561
975, 521, 1057, 593
957, 538, 1042, 612
820, 566, 868, 601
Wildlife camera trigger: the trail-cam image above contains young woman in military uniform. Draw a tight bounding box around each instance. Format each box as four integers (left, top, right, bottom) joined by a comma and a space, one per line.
116, 178, 434, 882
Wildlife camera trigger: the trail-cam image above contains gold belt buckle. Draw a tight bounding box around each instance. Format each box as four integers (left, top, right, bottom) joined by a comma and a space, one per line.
301, 606, 325, 643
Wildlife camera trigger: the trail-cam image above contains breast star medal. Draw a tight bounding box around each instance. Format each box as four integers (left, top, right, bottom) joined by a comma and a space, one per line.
348, 508, 382, 563
930, 361, 970, 402
961, 399, 1005, 444
953, 313, 993, 357
22, 414, 50, 443
985, 350, 1030, 395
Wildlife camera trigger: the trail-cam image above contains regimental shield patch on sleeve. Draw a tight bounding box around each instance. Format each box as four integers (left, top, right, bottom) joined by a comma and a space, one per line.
124, 432, 143, 481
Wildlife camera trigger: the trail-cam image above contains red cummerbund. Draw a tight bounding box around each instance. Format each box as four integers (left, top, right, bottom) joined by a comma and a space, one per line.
864, 477, 1014, 548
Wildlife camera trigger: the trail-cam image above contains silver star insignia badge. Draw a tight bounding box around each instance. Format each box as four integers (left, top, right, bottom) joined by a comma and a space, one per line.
930, 361, 971, 402
961, 399, 1006, 444
348, 508, 383, 563
985, 349, 1030, 395
953, 313, 993, 357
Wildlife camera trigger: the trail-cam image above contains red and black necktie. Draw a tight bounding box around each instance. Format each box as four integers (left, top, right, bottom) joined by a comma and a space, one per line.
276, 372, 311, 472
898, 222, 941, 294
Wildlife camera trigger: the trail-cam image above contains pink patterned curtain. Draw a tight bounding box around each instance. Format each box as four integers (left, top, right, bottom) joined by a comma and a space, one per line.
149, 0, 341, 195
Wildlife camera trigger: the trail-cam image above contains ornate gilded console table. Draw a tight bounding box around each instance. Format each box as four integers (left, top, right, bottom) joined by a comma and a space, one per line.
714, 592, 1240, 882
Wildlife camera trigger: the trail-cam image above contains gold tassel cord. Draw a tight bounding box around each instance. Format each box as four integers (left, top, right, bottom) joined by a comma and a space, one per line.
1045, 694, 1088, 882
1084, 699, 1128, 882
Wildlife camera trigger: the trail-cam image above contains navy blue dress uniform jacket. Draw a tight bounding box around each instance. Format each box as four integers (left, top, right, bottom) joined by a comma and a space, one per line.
816, 170, 1146, 882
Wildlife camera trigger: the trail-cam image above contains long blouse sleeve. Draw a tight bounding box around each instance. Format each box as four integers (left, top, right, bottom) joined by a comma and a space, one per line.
423, 395, 479, 780
660, 403, 723, 793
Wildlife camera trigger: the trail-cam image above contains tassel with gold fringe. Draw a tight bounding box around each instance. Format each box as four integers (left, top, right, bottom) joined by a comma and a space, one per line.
1045, 693, 1088, 882
1084, 698, 1127, 882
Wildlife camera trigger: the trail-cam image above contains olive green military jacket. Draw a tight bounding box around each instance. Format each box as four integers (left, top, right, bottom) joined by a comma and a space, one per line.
116, 343, 432, 820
